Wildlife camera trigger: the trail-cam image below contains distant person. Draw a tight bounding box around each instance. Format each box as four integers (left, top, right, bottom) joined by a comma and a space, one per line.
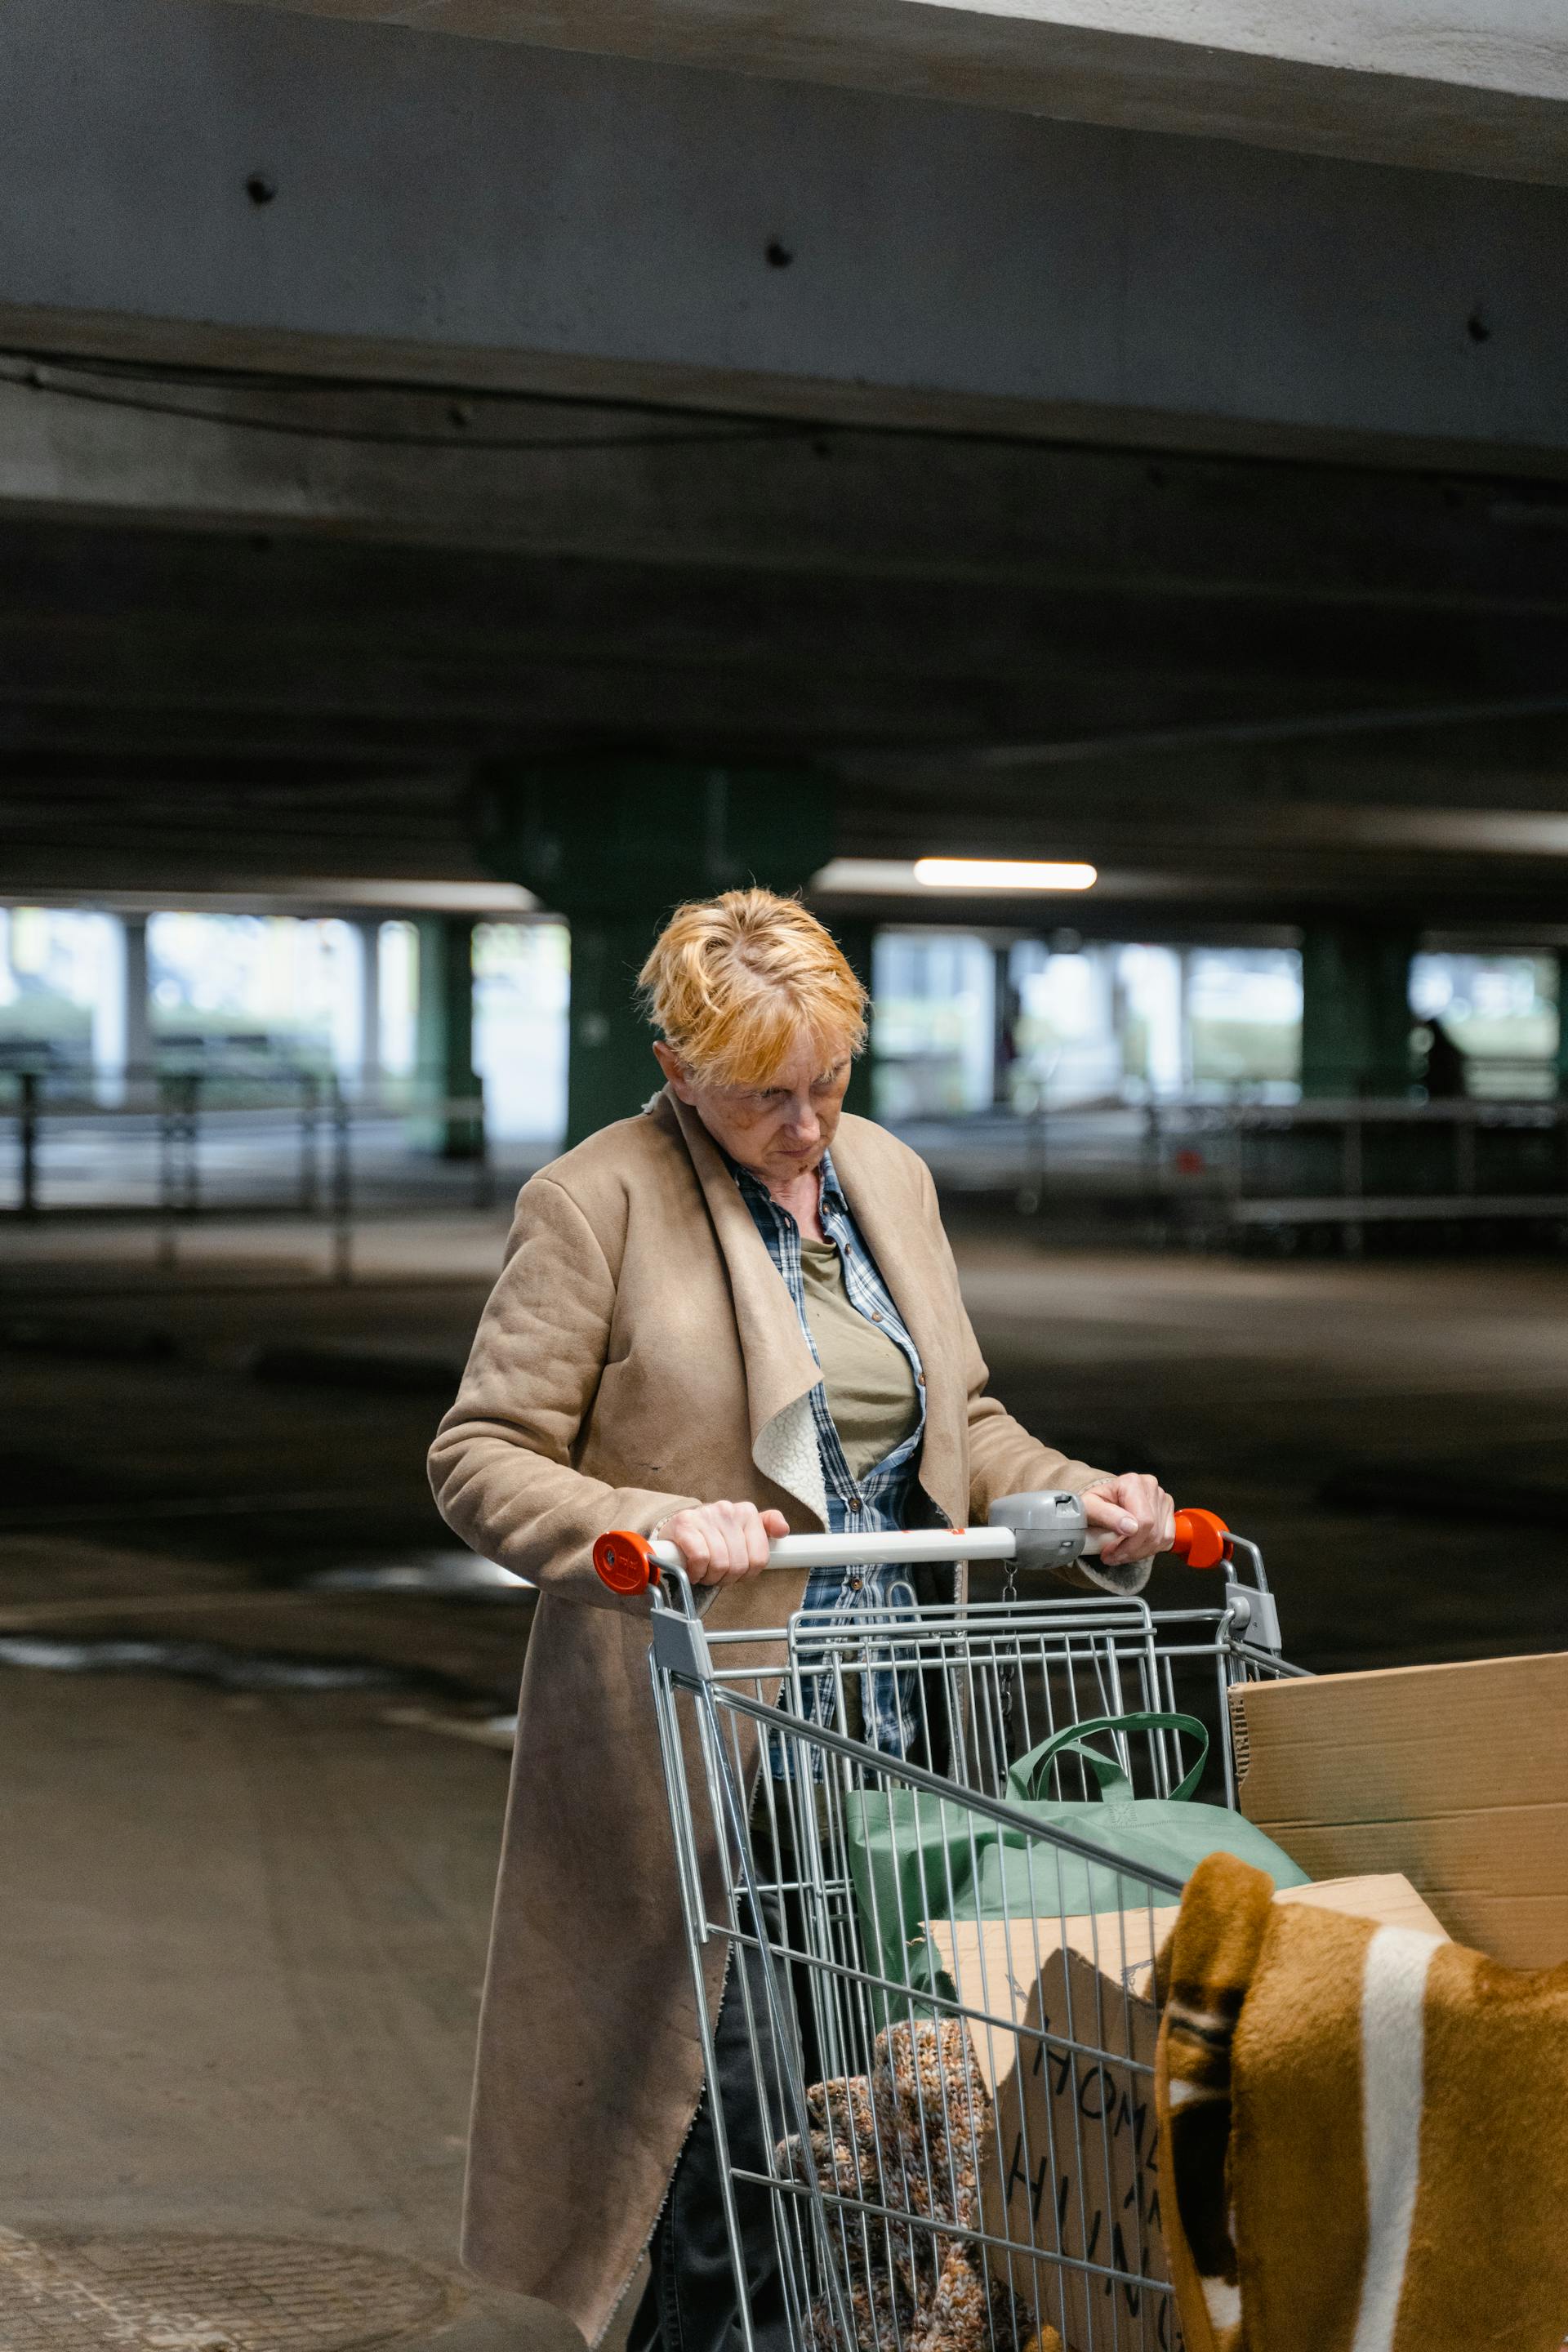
429, 889, 1173, 2352
1423, 1017, 1468, 1098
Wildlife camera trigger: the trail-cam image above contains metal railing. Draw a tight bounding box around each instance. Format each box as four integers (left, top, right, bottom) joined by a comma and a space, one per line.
1152, 1095, 1568, 1247
3, 1062, 499, 1281
895, 1092, 1568, 1248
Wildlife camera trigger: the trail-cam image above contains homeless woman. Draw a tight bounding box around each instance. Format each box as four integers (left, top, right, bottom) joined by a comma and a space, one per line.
429, 888, 1173, 2352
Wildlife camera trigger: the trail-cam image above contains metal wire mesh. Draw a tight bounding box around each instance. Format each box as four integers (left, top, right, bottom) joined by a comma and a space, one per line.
650, 1588, 1302, 2352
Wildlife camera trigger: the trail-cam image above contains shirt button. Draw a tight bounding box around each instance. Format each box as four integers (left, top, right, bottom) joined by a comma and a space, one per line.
871, 1311, 883, 1322
917, 1374, 926, 1388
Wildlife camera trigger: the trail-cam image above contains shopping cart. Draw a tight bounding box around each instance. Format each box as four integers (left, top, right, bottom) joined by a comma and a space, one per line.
593, 1495, 1308, 2352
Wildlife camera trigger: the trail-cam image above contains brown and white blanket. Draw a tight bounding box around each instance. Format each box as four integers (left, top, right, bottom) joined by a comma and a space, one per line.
1156, 1850, 1568, 2352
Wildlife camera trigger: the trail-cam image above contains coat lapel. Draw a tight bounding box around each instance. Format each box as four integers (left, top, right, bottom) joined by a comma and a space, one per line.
658, 1090, 828, 1524
828, 1114, 965, 1526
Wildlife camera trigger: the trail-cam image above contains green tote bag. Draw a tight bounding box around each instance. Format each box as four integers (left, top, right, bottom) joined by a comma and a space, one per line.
844, 1709, 1309, 1990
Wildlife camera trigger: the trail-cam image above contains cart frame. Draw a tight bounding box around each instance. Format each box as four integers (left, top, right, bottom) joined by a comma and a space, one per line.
607, 1511, 1306, 2352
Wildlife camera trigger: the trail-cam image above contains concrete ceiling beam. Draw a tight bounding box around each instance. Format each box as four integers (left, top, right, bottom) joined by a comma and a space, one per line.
211, 0, 1568, 188
9, 644, 1308, 749
2, 617, 1546, 758
5, 381, 1568, 616
4, 0, 1568, 468
2, 520, 1562, 733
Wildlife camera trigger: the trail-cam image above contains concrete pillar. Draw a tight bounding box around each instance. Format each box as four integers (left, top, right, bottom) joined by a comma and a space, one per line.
475, 760, 835, 1148
415, 915, 483, 1158
91, 913, 128, 1100
93, 914, 153, 1099
324, 919, 368, 1085
1135, 945, 1186, 1098
124, 917, 152, 1078
1078, 943, 1120, 1098
350, 915, 381, 1095
991, 943, 1018, 1110
1298, 924, 1417, 1098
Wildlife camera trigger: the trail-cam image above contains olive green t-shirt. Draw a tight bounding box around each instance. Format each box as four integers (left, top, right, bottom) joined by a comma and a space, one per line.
798, 1237, 920, 1481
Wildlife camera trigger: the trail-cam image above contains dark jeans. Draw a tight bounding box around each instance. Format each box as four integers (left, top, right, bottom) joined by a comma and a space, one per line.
628, 1904, 795, 2352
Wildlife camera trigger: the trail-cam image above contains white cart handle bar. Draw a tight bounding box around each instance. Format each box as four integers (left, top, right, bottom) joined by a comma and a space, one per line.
592, 1488, 1231, 1598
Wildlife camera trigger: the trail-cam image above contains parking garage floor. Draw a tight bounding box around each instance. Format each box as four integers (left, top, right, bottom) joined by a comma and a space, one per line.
1, 1212, 1564, 2350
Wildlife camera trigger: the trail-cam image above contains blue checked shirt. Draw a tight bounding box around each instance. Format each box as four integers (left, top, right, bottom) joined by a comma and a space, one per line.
729, 1150, 927, 1760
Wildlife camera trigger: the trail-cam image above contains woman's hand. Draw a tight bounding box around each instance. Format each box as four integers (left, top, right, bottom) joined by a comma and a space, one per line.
659, 1500, 791, 1586
1082, 1474, 1175, 1569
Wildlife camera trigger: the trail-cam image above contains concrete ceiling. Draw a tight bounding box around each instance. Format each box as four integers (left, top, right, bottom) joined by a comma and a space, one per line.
6, 0, 1566, 940
6, 383, 1568, 934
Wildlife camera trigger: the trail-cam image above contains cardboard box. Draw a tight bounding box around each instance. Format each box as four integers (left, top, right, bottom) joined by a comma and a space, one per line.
927, 1876, 1446, 2352
975, 1943, 1170, 2352
1231, 1651, 1568, 1968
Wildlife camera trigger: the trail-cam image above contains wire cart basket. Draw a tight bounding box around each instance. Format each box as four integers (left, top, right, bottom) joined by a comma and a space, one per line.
593, 1495, 1308, 2352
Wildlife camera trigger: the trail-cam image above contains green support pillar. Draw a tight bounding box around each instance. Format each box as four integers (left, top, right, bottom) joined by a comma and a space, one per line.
564, 911, 672, 1145
415, 915, 483, 1158
475, 761, 836, 1147
826, 915, 878, 1121
1298, 924, 1418, 1098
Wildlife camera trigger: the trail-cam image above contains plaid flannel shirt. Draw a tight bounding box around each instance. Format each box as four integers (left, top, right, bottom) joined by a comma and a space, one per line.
729, 1150, 927, 1759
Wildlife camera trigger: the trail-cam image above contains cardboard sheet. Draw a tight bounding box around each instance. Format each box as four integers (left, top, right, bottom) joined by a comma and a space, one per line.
972, 1944, 1170, 2352
928, 1876, 1441, 2352
925, 1911, 1176, 2100
1231, 1652, 1568, 1967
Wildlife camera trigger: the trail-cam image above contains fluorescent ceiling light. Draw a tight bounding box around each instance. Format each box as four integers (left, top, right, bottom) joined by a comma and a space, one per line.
912, 858, 1098, 892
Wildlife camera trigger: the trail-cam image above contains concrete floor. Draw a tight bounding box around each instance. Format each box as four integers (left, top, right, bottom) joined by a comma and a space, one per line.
1, 1211, 1564, 2349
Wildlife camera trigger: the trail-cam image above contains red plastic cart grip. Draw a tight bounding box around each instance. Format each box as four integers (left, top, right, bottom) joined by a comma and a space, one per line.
1169, 1508, 1229, 1570
593, 1530, 661, 1595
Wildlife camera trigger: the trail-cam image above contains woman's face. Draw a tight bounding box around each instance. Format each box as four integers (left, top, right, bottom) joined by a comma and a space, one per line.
655, 1034, 853, 1189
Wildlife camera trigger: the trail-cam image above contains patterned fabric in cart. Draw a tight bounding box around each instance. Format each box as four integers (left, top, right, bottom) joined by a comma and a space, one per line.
777, 2020, 1062, 2352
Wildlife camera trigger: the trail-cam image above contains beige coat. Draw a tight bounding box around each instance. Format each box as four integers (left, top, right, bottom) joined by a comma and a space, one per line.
429, 1090, 1144, 2345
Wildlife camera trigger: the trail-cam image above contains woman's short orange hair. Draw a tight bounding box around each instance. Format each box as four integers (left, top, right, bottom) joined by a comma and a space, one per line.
639, 889, 867, 1089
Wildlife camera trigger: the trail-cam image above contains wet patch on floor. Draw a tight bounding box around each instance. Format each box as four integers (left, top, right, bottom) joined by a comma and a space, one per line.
303, 1552, 527, 1596
383, 1704, 518, 1752
0, 1634, 465, 1698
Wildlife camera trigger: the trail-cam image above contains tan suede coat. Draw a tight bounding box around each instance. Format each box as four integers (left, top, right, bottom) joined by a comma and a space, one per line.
429, 1090, 1142, 2345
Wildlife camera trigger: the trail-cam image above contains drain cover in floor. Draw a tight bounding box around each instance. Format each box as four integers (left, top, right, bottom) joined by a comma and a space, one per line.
0, 2231, 457, 2351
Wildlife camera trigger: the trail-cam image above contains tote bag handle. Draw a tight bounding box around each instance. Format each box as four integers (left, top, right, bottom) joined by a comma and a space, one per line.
1005, 1710, 1210, 1806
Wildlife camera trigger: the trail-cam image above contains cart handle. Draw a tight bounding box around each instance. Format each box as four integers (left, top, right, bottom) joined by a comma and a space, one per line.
592, 1503, 1229, 1597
